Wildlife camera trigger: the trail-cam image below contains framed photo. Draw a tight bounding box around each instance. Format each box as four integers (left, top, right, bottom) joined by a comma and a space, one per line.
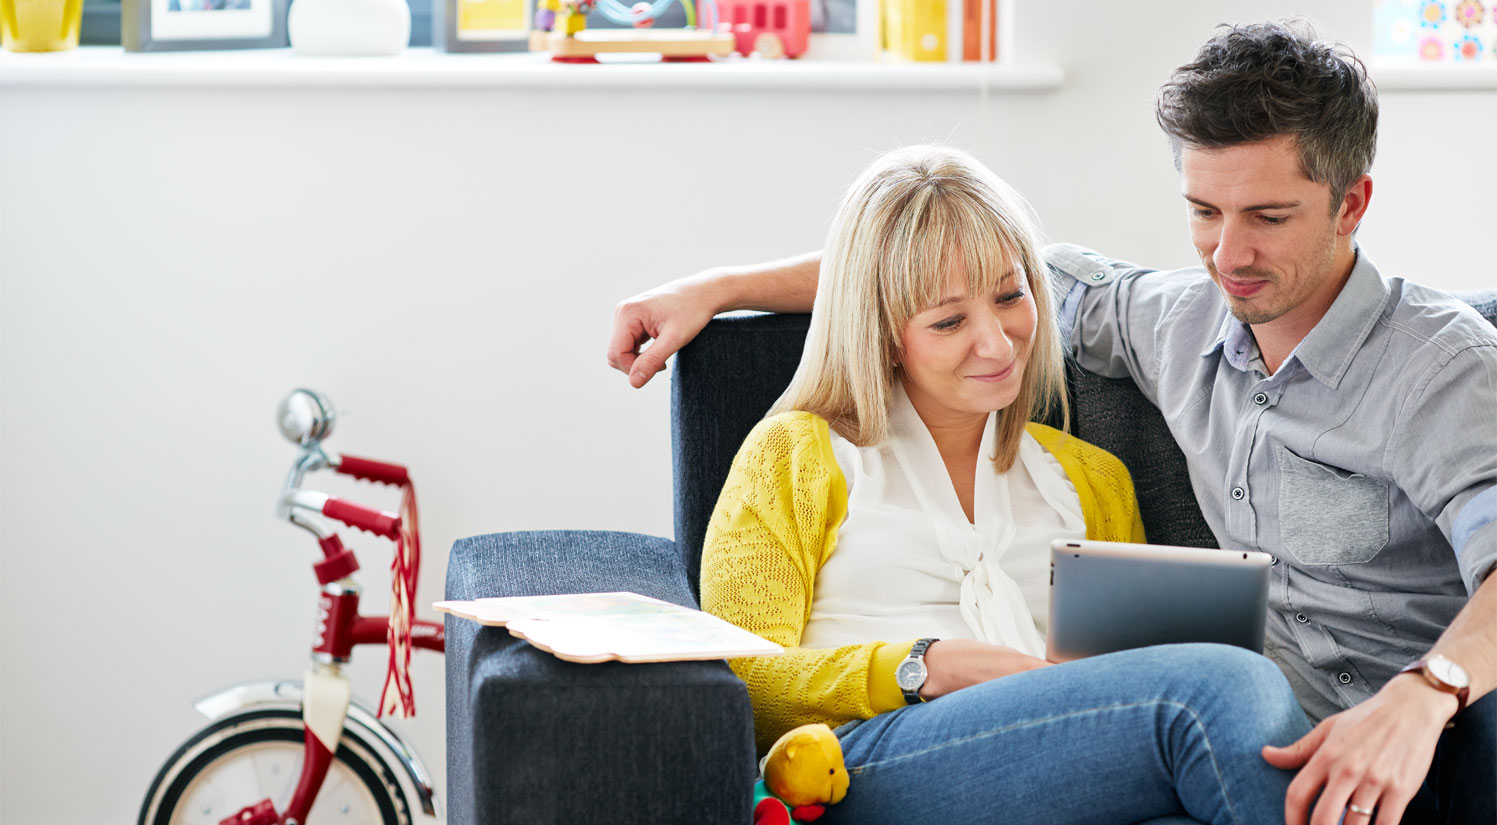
434, 0, 528, 53
122, 0, 287, 51
805, 0, 880, 60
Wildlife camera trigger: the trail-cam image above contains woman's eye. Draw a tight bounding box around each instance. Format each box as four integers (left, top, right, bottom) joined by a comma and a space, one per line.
931, 316, 963, 331
997, 290, 1027, 306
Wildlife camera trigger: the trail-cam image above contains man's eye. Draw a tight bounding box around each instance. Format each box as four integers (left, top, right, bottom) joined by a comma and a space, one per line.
1191, 208, 1216, 219
1259, 215, 1286, 226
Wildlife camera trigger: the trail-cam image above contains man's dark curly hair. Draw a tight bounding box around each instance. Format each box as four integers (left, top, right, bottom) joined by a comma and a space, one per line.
1156, 20, 1378, 208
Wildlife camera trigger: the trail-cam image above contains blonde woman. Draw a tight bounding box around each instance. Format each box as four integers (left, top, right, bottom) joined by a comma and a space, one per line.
699, 146, 1308, 825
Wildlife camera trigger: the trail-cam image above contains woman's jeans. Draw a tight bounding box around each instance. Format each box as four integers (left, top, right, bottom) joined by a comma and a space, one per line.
822, 643, 1311, 825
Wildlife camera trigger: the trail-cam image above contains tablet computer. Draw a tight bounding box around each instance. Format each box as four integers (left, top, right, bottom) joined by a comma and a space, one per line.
1046, 539, 1271, 663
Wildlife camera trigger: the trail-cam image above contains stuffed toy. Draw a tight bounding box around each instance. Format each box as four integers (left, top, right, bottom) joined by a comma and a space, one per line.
751, 723, 850, 824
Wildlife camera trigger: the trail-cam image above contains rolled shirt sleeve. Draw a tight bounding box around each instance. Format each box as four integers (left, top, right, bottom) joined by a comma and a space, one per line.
1389, 343, 1497, 594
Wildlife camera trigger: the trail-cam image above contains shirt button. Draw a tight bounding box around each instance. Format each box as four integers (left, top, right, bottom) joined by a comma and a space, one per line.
1338, 672, 1353, 685
1295, 613, 1308, 623
1253, 392, 1268, 405
1231, 487, 1245, 500
1270, 556, 1279, 566
1090, 272, 1106, 282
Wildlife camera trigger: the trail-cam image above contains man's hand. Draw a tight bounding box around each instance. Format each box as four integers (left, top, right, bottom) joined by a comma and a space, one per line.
607, 280, 720, 389
1263, 673, 1457, 825
607, 252, 824, 388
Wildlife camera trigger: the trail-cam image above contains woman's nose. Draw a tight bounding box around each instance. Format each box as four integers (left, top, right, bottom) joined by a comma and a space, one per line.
973, 313, 1014, 360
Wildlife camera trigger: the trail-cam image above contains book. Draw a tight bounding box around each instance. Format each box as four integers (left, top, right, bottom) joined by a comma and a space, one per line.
881, 0, 998, 63
434, 591, 784, 664
961, 0, 996, 62
882, 0, 947, 62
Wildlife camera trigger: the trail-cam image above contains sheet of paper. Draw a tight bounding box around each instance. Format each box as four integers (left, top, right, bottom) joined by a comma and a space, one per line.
434, 592, 783, 663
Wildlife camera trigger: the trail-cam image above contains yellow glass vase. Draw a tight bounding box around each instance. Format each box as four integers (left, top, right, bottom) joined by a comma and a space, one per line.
1, 0, 83, 52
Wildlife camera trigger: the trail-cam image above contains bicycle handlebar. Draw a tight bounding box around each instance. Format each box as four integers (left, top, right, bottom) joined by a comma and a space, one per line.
281, 490, 401, 542
322, 497, 402, 541
335, 455, 410, 487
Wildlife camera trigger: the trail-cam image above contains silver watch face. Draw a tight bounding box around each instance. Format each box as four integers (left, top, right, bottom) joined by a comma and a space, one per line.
1428, 656, 1470, 689
895, 658, 927, 691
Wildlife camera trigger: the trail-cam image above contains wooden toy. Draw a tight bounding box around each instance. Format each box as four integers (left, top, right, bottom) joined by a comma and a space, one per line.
531, 0, 736, 62
717, 0, 810, 59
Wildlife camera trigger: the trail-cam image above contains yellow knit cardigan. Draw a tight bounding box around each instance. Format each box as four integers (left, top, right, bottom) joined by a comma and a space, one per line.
699, 411, 1146, 754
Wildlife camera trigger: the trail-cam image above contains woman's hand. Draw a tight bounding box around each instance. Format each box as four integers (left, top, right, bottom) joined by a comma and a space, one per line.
919, 639, 1052, 700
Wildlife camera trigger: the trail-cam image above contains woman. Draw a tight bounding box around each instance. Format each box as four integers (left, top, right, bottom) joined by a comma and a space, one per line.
699, 145, 1309, 825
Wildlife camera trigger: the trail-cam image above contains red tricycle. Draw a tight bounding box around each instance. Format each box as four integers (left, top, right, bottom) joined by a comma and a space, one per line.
138, 389, 445, 825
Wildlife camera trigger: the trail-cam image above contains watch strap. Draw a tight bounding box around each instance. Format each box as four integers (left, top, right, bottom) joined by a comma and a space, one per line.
1398, 657, 1470, 721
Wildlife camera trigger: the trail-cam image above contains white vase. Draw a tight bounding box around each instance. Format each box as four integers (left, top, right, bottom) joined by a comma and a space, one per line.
288, 0, 410, 56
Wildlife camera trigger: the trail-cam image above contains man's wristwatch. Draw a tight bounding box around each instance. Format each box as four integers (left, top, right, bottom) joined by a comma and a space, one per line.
1397, 655, 1471, 727
896, 638, 938, 705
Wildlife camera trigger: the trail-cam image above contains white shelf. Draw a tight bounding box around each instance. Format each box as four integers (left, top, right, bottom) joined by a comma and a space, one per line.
1372, 64, 1497, 91
0, 46, 1064, 91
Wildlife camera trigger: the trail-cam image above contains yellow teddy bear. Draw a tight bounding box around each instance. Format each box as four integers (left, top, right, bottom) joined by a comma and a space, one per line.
752, 723, 850, 824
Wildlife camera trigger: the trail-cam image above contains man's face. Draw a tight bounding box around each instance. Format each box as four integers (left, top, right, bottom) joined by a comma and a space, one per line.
1180, 135, 1346, 327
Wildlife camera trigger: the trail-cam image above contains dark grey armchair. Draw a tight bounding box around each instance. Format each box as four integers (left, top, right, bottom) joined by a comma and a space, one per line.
445, 291, 1497, 825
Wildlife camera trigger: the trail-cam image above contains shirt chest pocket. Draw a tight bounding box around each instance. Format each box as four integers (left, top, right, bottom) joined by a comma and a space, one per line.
1275, 446, 1390, 565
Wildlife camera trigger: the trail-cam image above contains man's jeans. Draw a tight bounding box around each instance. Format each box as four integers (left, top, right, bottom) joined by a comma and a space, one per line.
1407, 690, 1496, 824
821, 644, 1309, 825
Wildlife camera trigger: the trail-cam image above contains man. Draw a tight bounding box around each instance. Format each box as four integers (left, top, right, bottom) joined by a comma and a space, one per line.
606, 21, 1496, 825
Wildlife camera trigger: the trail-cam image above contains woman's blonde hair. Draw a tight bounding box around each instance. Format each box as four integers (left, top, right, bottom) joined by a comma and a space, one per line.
769, 144, 1068, 472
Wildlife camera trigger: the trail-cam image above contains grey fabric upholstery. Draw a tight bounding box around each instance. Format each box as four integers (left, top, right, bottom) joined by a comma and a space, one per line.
446, 289, 1497, 825
445, 530, 755, 825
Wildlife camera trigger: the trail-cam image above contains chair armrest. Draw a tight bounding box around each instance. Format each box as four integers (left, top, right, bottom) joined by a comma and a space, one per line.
445, 530, 756, 825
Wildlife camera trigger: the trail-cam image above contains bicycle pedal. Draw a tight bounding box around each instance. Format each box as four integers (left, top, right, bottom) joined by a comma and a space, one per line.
220, 799, 278, 825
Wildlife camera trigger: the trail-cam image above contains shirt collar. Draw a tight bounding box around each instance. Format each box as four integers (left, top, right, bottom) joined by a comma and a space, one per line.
1199, 251, 1390, 387
1293, 251, 1390, 388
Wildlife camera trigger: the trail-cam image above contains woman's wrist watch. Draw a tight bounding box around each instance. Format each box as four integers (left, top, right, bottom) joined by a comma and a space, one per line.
1397, 654, 1470, 727
896, 638, 939, 704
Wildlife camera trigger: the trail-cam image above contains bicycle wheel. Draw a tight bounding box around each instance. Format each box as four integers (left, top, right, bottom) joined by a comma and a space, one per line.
139, 709, 410, 825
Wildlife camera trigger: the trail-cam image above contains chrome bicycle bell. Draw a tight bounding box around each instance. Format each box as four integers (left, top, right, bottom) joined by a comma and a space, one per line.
277, 388, 337, 445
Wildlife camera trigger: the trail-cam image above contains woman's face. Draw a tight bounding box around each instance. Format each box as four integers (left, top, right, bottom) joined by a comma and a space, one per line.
898, 266, 1036, 427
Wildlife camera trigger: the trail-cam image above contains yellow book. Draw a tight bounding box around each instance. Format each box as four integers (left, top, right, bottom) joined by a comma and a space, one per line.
883, 0, 946, 62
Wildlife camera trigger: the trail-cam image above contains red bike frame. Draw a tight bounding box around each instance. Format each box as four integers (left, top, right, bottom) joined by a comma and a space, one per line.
232, 453, 445, 825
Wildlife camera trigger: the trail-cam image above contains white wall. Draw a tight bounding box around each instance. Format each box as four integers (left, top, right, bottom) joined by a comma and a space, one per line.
1, 3, 1493, 824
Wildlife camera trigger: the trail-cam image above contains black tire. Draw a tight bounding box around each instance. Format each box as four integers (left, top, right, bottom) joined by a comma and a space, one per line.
138, 709, 410, 825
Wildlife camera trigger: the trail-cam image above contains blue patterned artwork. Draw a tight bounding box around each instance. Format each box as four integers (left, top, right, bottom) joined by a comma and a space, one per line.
1374, 0, 1496, 62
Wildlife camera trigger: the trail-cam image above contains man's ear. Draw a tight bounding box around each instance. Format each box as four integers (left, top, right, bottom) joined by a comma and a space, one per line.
1337, 175, 1373, 237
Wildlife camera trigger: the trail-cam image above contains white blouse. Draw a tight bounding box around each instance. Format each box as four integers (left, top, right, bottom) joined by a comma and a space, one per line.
799, 383, 1087, 657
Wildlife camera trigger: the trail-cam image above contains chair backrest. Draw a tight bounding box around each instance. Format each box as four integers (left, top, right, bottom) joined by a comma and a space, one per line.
671, 291, 1497, 594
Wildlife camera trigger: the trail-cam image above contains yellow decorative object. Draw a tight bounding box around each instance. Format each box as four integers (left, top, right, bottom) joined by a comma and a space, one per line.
458, 0, 525, 33
0, 0, 83, 52
763, 723, 850, 809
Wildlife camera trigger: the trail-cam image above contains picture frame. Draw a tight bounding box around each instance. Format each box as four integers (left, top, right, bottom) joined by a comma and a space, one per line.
804, 0, 879, 60
122, 0, 288, 52
434, 0, 529, 53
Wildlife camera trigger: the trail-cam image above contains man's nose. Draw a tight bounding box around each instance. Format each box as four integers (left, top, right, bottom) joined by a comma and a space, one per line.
1213, 220, 1253, 276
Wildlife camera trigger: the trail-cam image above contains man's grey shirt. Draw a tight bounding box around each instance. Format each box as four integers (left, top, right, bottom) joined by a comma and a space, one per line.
1048, 243, 1497, 721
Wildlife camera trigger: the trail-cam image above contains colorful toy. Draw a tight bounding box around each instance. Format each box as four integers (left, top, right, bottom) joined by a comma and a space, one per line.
717, 0, 810, 58
752, 723, 850, 824
530, 0, 736, 62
